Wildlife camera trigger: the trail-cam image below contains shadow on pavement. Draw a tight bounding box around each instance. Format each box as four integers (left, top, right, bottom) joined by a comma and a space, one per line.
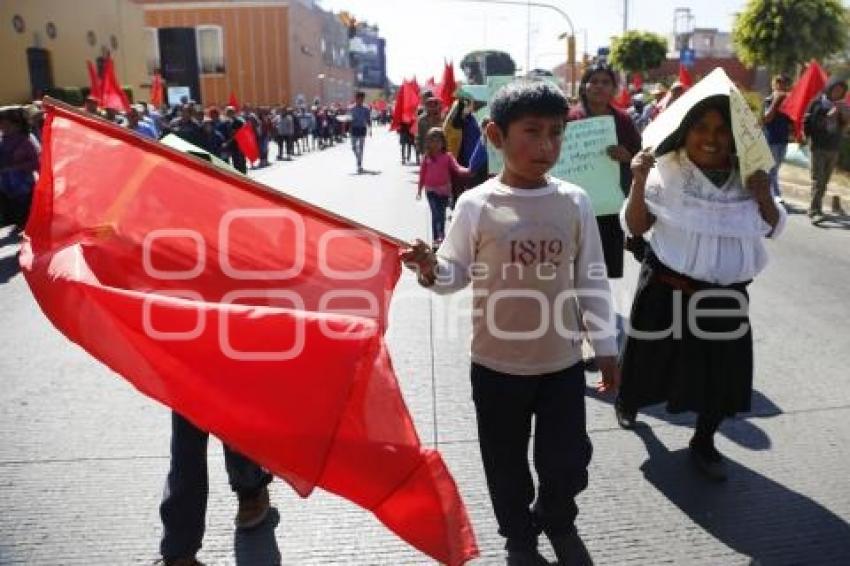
634, 425, 850, 564
0, 252, 21, 284
351, 169, 382, 176
586, 386, 780, 451
812, 212, 850, 230
234, 506, 281, 566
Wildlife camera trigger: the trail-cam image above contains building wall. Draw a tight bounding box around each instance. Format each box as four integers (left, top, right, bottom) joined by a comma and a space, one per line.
0, 0, 148, 104
143, 1, 291, 106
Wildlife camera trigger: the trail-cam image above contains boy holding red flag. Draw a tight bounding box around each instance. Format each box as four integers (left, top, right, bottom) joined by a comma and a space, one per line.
403, 81, 617, 566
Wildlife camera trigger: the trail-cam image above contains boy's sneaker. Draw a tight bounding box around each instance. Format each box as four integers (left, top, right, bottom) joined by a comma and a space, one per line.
505, 548, 551, 565
235, 485, 271, 529
548, 529, 593, 566
154, 558, 206, 566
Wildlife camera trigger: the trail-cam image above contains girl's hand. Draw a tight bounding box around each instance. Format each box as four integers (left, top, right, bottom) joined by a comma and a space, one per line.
746, 170, 771, 203
630, 150, 656, 186
606, 145, 632, 163
595, 356, 621, 394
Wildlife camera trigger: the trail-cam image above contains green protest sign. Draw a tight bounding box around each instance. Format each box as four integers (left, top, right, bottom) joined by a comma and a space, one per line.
550, 116, 623, 216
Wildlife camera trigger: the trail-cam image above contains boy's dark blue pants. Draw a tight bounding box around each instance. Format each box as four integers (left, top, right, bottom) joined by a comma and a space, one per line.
159, 411, 272, 560
471, 361, 591, 552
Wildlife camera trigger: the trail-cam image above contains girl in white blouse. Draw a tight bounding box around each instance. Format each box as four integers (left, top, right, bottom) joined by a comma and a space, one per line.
616, 95, 786, 481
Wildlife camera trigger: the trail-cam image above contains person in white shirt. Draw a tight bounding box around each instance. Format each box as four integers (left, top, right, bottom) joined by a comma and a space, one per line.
402, 81, 617, 566
618, 94, 786, 482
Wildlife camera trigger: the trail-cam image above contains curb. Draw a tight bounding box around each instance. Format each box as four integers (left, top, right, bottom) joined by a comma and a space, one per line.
778, 179, 850, 213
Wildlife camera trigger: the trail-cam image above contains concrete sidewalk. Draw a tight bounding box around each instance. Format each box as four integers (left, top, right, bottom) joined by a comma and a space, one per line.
778, 162, 850, 212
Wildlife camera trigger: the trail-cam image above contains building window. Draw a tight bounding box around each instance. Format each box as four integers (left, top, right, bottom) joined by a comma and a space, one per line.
144, 28, 160, 74
196, 25, 225, 74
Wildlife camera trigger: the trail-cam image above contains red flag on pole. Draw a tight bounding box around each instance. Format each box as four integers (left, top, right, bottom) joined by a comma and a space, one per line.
228, 91, 240, 110
612, 87, 632, 109
440, 61, 458, 110
100, 57, 131, 112
86, 60, 102, 104
402, 79, 421, 125
233, 123, 260, 165
390, 81, 408, 131
630, 73, 643, 92
150, 73, 164, 108
21, 100, 479, 565
678, 64, 694, 89
780, 60, 828, 139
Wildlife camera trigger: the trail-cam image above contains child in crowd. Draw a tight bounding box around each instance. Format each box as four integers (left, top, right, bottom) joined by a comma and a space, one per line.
402, 81, 619, 566
417, 127, 470, 249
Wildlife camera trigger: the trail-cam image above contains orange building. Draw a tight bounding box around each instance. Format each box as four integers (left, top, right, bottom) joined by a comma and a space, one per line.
139, 0, 355, 106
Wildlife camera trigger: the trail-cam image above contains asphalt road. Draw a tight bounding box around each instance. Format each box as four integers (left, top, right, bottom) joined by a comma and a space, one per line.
1, 127, 848, 565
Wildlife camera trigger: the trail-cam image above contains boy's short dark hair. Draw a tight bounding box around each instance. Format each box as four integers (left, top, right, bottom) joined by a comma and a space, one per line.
489, 80, 567, 134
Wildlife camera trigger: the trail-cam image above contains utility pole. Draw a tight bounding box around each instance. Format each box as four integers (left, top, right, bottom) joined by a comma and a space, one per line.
623, 0, 628, 33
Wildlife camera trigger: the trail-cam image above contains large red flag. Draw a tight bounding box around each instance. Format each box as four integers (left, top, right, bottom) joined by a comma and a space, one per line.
150, 73, 164, 108
780, 60, 828, 139
100, 57, 131, 112
86, 60, 102, 104
21, 100, 479, 565
233, 123, 260, 165
440, 61, 458, 110
678, 64, 694, 89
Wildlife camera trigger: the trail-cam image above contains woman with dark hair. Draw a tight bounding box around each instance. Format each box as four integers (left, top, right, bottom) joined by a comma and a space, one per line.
0, 106, 39, 228
616, 94, 786, 481
568, 63, 642, 279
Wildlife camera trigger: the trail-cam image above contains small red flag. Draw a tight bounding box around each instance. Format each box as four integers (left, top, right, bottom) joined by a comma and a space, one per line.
233, 123, 260, 164
631, 73, 643, 92
440, 61, 458, 110
22, 101, 479, 565
390, 81, 408, 132
613, 87, 632, 109
678, 64, 694, 89
228, 91, 240, 110
100, 57, 131, 112
86, 60, 102, 104
780, 60, 828, 139
150, 73, 164, 108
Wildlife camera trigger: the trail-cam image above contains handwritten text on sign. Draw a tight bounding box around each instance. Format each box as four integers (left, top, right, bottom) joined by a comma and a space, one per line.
551, 116, 623, 216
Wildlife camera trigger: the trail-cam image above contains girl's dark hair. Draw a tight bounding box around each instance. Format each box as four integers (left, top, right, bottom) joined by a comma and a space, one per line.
578, 63, 618, 108
655, 95, 735, 156
0, 106, 31, 134
490, 80, 567, 134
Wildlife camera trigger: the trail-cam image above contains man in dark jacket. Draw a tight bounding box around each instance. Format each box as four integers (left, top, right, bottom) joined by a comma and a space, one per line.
803, 77, 849, 219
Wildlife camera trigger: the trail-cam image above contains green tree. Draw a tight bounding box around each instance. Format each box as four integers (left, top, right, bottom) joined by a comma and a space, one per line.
609, 31, 669, 75
460, 50, 517, 84
732, 0, 849, 74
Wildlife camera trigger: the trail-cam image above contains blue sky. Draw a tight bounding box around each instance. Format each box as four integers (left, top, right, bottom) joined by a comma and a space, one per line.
318, 0, 757, 83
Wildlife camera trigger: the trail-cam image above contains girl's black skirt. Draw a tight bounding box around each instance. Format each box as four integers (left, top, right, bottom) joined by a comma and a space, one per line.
619, 251, 754, 417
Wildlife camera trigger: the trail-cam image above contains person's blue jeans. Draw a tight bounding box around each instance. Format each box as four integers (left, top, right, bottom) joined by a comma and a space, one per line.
426, 192, 449, 243
768, 143, 788, 198
159, 411, 272, 560
351, 135, 366, 168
